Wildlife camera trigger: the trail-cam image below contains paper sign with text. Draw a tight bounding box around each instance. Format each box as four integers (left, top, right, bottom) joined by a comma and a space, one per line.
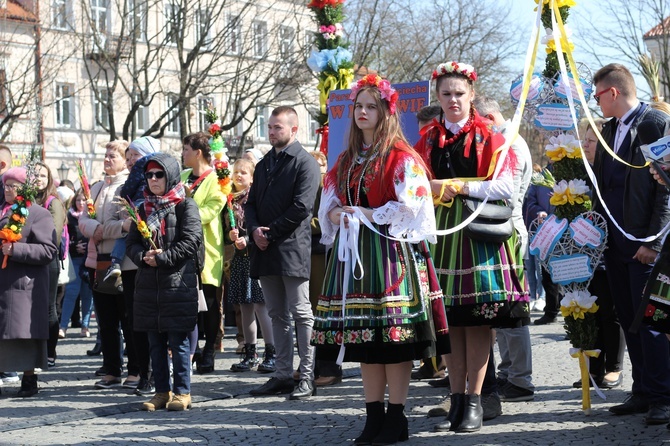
326, 81, 430, 167
554, 73, 593, 102
529, 214, 568, 261
534, 104, 577, 131
569, 216, 604, 248
510, 73, 543, 103
548, 254, 593, 285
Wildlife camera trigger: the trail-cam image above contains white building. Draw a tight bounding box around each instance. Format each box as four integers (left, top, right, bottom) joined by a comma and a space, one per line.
0, 0, 319, 181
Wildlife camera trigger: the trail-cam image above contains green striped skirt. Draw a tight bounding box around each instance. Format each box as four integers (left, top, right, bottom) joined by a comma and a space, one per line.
311, 223, 449, 364
433, 199, 529, 327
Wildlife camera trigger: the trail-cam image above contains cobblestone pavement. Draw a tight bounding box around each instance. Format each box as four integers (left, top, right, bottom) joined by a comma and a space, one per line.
0, 310, 668, 445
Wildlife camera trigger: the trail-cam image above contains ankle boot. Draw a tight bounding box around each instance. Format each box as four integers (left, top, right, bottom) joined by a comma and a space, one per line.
197, 344, 215, 374
17, 374, 38, 397
435, 392, 464, 431
257, 344, 276, 373
456, 394, 483, 433
371, 402, 409, 445
354, 401, 385, 445
230, 344, 259, 372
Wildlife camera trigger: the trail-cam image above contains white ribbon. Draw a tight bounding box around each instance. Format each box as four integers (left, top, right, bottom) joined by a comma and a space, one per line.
336, 210, 364, 364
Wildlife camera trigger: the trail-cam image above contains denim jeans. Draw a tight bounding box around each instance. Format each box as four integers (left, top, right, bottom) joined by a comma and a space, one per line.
60, 256, 94, 330
525, 253, 544, 301
110, 238, 125, 264
148, 331, 191, 395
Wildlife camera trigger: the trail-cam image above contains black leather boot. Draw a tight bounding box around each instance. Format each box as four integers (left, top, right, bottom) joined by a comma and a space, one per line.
456, 394, 483, 433
257, 344, 276, 373
435, 393, 465, 431
354, 401, 385, 445
86, 342, 102, 356
371, 402, 409, 445
197, 344, 215, 374
230, 344, 259, 372
17, 374, 38, 397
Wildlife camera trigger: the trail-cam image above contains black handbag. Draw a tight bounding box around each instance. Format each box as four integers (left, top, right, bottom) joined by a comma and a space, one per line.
461, 197, 514, 243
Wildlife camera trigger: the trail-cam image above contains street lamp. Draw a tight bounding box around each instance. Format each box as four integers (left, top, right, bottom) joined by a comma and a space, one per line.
57, 161, 69, 182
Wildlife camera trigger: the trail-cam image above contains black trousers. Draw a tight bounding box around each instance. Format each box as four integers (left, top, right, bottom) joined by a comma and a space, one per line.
541, 266, 561, 318
588, 269, 625, 376
122, 270, 150, 379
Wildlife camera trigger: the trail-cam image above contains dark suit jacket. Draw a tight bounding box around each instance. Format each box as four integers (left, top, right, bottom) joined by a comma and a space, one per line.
245, 140, 320, 279
593, 104, 670, 253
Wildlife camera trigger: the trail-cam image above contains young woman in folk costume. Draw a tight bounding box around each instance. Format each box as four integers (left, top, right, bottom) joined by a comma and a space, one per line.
311, 74, 449, 445
414, 61, 529, 433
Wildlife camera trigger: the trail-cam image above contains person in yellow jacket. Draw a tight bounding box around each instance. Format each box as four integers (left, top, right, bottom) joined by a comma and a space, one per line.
181, 132, 226, 373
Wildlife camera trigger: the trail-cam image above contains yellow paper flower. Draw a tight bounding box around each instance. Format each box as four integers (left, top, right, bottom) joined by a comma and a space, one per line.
541, 26, 575, 55
545, 133, 581, 161
534, 0, 576, 7
550, 179, 590, 206
560, 290, 598, 319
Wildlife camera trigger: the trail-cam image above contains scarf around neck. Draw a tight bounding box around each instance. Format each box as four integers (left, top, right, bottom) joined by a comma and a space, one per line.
143, 182, 186, 232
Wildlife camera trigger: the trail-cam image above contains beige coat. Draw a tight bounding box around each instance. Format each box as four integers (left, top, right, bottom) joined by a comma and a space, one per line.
79, 171, 136, 271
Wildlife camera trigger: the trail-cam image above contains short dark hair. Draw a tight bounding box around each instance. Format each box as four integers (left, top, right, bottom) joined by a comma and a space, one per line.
416, 105, 441, 124
593, 63, 636, 98
271, 105, 298, 118
183, 132, 212, 162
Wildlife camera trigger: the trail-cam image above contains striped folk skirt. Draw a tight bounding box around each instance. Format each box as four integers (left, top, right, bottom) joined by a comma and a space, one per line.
311, 223, 449, 364
432, 200, 530, 327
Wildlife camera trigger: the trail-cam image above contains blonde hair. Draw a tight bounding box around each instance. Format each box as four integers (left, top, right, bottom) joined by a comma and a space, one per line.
651, 101, 670, 117
578, 117, 607, 136
106, 140, 130, 157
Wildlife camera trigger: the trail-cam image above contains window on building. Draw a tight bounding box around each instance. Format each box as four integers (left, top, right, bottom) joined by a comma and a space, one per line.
308, 115, 319, 142
52, 0, 73, 30
256, 105, 268, 140
91, 0, 108, 47
198, 97, 211, 132
253, 21, 267, 57
55, 83, 75, 128
127, 0, 147, 42
279, 26, 294, 60
165, 2, 180, 45
94, 88, 110, 129
195, 8, 211, 47
133, 95, 148, 132
167, 95, 180, 134
227, 15, 241, 55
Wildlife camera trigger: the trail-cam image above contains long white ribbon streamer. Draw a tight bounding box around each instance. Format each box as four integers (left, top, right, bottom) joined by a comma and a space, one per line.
336, 210, 363, 364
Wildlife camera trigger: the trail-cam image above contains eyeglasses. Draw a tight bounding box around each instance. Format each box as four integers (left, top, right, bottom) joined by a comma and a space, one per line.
593, 87, 619, 105
144, 171, 166, 180
4, 183, 21, 191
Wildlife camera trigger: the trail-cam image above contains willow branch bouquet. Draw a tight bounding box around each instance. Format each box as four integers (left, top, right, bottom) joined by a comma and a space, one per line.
76, 159, 96, 219
116, 197, 158, 250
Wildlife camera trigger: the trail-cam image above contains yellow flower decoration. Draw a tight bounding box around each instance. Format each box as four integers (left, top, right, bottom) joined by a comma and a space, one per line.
534, 0, 576, 7
550, 179, 590, 206
546, 37, 575, 54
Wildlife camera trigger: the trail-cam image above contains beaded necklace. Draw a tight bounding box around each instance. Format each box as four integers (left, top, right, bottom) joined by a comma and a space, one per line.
440, 107, 475, 148
346, 144, 378, 206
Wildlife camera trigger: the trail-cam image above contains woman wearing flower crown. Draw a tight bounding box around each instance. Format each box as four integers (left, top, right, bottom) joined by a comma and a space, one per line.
414, 61, 529, 433
311, 74, 449, 445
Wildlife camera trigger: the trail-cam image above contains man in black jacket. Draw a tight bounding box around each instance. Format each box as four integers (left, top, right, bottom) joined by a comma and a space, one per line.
593, 63, 670, 425
245, 106, 321, 400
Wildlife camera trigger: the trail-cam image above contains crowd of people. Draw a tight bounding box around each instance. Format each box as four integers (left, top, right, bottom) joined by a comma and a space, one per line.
1, 60, 670, 443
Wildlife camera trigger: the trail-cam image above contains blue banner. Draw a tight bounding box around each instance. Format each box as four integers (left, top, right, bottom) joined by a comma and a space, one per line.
326, 81, 430, 167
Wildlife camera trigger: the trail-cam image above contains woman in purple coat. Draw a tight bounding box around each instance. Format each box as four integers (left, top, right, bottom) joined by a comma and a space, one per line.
0, 167, 58, 397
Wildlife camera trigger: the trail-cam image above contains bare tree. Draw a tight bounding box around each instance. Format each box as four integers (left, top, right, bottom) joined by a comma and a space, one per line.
344, 0, 524, 97
77, 0, 312, 154
580, 0, 670, 98
0, 3, 77, 147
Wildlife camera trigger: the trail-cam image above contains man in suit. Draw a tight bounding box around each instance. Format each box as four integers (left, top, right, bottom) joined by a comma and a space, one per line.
593, 63, 670, 425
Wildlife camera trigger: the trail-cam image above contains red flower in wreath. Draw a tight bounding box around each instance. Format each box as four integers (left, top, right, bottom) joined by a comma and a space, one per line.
334, 330, 343, 345
209, 123, 221, 136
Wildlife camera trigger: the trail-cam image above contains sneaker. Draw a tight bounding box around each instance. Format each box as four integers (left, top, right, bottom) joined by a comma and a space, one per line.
481, 392, 503, 420
500, 382, 534, 402
58, 329, 66, 339
122, 378, 140, 389
167, 393, 192, 411
94, 377, 122, 389
47, 358, 56, 368
80, 328, 91, 338
134, 377, 156, 396
103, 263, 121, 282
94, 366, 109, 377
0, 372, 20, 384
533, 298, 546, 312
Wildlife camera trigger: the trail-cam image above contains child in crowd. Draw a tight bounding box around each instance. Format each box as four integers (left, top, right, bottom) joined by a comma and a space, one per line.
224, 158, 276, 373
103, 136, 160, 282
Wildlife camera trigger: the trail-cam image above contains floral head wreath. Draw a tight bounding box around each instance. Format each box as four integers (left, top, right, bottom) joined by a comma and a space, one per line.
431, 61, 478, 82
349, 74, 400, 115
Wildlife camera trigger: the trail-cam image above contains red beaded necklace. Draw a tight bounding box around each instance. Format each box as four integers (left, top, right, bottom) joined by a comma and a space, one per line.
440, 107, 475, 148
